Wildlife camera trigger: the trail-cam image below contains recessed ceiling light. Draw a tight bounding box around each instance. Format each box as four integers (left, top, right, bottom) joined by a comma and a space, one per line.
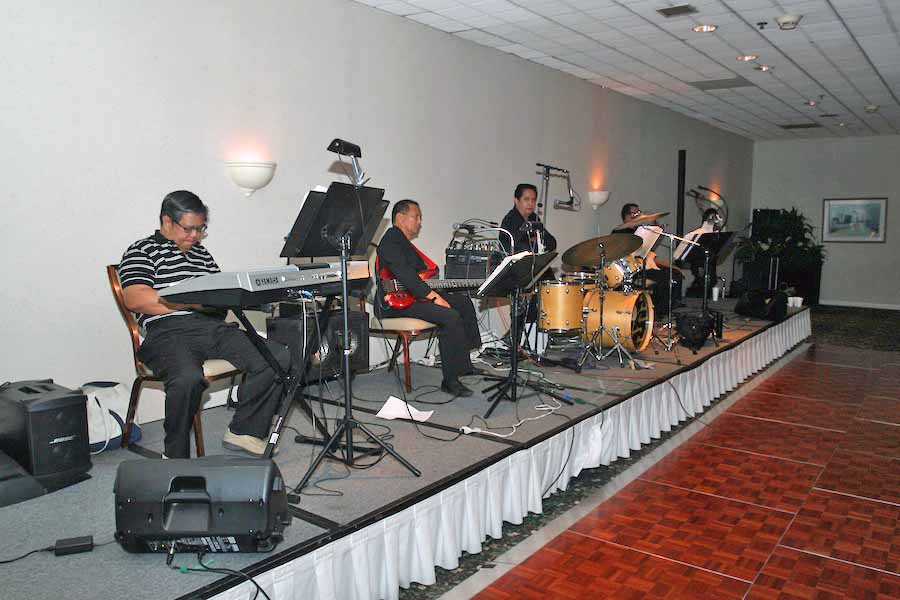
865, 104, 880, 113
737, 54, 758, 62
754, 64, 772, 72
805, 99, 818, 107
693, 24, 717, 33
838, 122, 846, 127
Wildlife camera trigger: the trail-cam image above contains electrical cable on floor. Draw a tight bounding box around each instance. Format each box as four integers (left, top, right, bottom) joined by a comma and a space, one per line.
0, 546, 54, 565
170, 550, 271, 600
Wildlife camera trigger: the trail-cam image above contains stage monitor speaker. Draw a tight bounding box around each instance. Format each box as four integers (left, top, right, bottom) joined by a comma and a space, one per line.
114, 456, 290, 553
267, 309, 369, 380
0, 380, 91, 492
734, 289, 788, 321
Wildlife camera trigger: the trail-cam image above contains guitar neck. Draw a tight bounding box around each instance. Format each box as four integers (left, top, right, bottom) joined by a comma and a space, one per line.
427, 279, 484, 290
385, 278, 484, 292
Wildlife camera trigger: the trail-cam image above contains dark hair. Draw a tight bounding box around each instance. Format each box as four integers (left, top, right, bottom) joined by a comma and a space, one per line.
392, 199, 420, 223
160, 190, 208, 225
514, 183, 538, 200
702, 208, 719, 222
621, 203, 639, 221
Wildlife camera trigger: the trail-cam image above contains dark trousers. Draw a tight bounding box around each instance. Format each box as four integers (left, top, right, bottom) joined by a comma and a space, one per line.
644, 268, 683, 309
139, 314, 290, 458
381, 293, 480, 382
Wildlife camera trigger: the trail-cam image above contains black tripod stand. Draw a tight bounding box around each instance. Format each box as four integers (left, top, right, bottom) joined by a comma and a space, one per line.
478, 251, 565, 417
296, 234, 420, 492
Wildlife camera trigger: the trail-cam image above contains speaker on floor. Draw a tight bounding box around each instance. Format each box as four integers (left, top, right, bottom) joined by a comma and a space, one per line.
267, 309, 369, 380
0, 380, 91, 492
114, 456, 290, 553
676, 313, 715, 351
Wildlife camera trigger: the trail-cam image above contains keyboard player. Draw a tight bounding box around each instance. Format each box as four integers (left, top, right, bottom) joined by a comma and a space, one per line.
117, 190, 288, 459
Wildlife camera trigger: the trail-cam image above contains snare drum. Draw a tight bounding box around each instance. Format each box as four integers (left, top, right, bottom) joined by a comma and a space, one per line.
582, 289, 654, 353
601, 255, 641, 289
561, 271, 600, 293
538, 281, 585, 332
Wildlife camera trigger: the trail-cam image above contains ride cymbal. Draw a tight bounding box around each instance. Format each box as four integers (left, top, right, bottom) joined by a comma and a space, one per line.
562, 233, 642, 267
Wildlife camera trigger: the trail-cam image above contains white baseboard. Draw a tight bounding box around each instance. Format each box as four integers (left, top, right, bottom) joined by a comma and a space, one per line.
819, 299, 900, 311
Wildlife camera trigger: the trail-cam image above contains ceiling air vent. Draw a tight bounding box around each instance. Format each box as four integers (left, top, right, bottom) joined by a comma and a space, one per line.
657, 4, 698, 17
688, 77, 753, 91
779, 123, 821, 130
819, 113, 839, 118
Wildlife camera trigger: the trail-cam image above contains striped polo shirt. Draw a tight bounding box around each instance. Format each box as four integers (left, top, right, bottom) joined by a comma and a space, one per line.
118, 231, 220, 328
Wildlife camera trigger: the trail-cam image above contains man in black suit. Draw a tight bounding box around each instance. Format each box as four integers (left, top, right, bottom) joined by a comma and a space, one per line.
499, 183, 557, 347
376, 200, 481, 397
499, 183, 557, 255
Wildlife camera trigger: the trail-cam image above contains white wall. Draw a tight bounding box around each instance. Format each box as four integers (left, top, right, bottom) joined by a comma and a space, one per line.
752, 135, 900, 309
0, 0, 753, 409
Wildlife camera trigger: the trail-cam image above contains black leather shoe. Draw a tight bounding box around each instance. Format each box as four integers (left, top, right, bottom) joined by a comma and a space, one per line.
441, 379, 474, 397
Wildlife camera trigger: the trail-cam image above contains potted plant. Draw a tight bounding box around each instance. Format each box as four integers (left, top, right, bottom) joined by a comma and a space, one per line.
735, 208, 826, 305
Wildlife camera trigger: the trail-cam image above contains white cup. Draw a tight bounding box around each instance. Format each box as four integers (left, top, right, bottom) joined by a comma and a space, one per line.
711, 286, 721, 302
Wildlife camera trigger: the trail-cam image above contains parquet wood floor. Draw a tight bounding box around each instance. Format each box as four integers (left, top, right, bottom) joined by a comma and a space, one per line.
477, 346, 900, 599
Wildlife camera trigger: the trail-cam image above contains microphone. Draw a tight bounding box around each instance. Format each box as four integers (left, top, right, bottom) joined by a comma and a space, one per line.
452, 222, 475, 233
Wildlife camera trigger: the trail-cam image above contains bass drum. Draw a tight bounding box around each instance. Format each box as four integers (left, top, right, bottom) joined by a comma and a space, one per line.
582, 290, 654, 353
538, 281, 584, 332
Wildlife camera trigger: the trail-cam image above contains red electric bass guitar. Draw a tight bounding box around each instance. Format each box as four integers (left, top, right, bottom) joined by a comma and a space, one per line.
378, 245, 483, 310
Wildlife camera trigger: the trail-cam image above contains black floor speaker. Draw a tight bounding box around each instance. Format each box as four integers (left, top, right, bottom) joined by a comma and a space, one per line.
114, 456, 290, 553
0, 380, 91, 492
267, 309, 369, 380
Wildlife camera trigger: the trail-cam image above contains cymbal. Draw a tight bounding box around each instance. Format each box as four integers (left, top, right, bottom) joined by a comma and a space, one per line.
562, 233, 643, 267
613, 211, 670, 230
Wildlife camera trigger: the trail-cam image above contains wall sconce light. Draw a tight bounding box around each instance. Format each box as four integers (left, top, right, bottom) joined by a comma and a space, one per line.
588, 190, 610, 210
224, 161, 277, 196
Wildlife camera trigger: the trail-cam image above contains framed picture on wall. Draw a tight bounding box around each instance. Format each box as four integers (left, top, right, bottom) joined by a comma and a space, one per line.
822, 197, 887, 243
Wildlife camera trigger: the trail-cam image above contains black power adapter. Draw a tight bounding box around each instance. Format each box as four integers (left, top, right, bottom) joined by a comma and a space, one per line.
54, 536, 94, 556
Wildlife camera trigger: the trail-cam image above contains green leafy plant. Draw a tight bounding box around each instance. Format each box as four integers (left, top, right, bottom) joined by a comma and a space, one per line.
736, 208, 826, 269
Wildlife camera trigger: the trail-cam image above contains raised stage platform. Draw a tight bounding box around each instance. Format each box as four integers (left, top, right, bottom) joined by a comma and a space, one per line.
0, 303, 810, 600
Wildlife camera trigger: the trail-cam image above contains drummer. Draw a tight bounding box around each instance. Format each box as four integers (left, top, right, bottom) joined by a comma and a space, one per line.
615, 203, 683, 308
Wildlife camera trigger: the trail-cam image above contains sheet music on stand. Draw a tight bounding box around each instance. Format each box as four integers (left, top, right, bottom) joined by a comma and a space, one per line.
476, 251, 556, 298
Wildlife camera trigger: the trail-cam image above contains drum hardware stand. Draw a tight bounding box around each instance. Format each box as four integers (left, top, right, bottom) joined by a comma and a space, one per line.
574, 243, 634, 367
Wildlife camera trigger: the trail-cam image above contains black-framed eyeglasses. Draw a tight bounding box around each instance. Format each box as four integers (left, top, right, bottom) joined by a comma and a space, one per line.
629, 209, 642, 217
174, 221, 208, 235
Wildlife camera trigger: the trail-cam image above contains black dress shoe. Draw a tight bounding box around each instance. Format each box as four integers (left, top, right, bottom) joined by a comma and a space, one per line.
441, 379, 474, 397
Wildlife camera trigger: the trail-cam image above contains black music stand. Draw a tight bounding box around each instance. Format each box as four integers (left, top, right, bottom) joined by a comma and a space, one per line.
477, 251, 560, 418
284, 182, 420, 495
684, 232, 733, 313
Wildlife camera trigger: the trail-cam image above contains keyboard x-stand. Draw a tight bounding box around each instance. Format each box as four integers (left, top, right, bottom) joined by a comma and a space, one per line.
160, 261, 371, 529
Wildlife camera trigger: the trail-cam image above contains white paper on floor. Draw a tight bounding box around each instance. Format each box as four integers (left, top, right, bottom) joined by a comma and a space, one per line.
376, 396, 434, 422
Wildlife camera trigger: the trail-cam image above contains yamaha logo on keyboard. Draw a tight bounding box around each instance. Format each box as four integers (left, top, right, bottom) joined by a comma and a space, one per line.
255, 276, 280, 287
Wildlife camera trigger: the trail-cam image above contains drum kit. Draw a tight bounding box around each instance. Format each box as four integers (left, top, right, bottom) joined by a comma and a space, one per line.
533, 212, 672, 363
